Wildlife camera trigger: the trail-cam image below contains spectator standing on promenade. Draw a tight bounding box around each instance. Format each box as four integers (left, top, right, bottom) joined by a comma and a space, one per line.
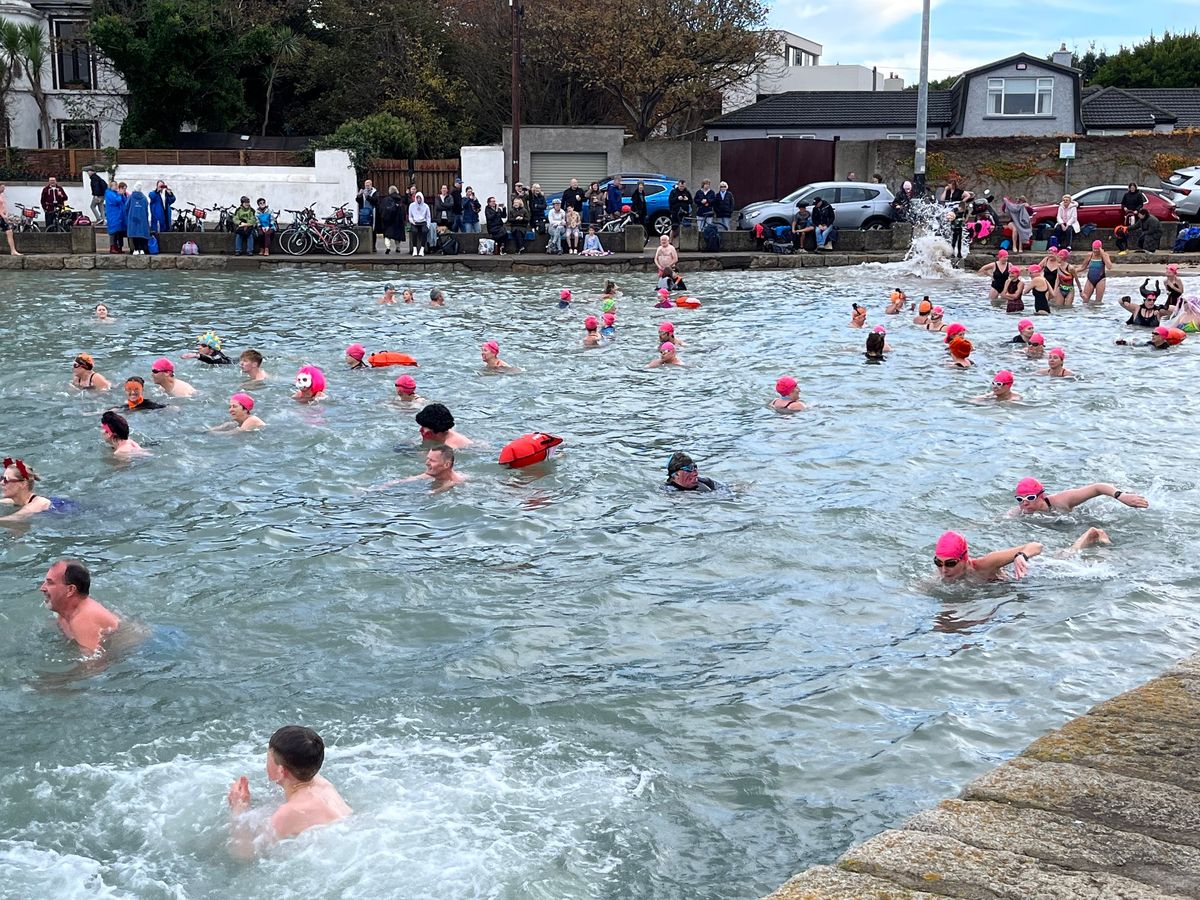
0, 183, 21, 256
630, 181, 648, 230
407, 191, 431, 256
450, 178, 464, 231
563, 178, 586, 217
356, 179, 379, 228
85, 166, 107, 225
148, 180, 174, 234
694, 179, 715, 226
529, 184, 549, 231
891, 181, 914, 221
461, 187, 481, 233
668, 179, 692, 231
125, 182, 151, 255
604, 176, 624, 220
104, 180, 127, 253
1120, 182, 1146, 227
379, 186, 405, 254
434, 184, 454, 232
714, 181, 735, 231
40, 176, 67, 231
587, 181, 605, 225
232, 195, 257, 256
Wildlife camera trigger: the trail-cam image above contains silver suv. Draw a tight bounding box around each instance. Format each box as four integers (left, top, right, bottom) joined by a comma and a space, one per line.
737, 181, 896, 231
1161, 166, 1200, 221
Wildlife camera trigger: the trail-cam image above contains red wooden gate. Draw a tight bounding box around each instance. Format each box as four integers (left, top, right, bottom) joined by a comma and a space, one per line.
364, 158, 460, 198
719, 138, 836, 206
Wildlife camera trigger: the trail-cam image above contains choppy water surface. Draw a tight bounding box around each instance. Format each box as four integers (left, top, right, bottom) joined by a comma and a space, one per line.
2, 263, 1199, 899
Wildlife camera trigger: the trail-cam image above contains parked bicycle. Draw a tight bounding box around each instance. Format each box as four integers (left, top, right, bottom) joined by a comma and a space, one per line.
279, 215, 355, 256
46, 204, 90, 232
14, 204, 42, 233
210, 204, 236, 233
173, 202, 208, 232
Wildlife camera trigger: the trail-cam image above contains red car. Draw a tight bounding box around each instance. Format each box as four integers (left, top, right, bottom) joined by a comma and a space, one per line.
1029, 185, 1177, 230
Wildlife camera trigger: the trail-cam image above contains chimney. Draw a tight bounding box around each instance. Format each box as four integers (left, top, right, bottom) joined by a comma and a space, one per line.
883, 73, 904, 91
872, 65, 877, 92
1052, 42, 1074, 68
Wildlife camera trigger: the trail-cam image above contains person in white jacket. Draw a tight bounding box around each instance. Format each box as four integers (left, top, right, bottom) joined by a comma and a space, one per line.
546, 198, 567, 252
1051, 194, 1079, 250
407, 191, 431, 256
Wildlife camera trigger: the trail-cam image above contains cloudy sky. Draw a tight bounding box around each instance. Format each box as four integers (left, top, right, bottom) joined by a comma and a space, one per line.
770, 0, 1194, 85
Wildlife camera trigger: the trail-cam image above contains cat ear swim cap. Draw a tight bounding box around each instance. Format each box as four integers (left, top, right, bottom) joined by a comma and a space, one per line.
295, 365, 325, 393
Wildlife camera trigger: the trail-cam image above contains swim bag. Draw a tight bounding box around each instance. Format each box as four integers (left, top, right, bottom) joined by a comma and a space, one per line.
674, 297, 702, 309
368, 351, 419, 367
1166, 327, 1187, 346
498, 433, 563, 468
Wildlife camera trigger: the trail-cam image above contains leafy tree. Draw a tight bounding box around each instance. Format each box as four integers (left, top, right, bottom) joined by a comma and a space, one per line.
904, 75, 959, 92
531, 0, 772, 140
1091, 30, 1200, 88
311, 112, 418, 170
15, 23, 51, 146
259, 27, 302, 136
0, 20, 23, 148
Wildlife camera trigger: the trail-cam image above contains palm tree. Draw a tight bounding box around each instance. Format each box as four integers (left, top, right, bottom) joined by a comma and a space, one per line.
0, 21, 23, 148
17, 23, 51, 147
261, 27, 302, 136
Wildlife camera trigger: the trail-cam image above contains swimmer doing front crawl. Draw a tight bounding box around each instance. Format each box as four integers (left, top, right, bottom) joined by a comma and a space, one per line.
227, 725, 352, 858
933, 527, 1110, 582
1007, 476, 1148, 516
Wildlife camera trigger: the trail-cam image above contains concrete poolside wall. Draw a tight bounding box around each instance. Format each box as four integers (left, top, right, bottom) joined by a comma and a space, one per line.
766, 651, 1200, 899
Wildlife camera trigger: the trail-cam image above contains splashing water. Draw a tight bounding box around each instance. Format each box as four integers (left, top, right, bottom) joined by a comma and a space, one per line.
894, 198, 963, 279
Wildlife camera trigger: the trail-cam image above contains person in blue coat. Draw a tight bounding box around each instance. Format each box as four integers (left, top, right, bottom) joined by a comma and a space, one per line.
125, 182, 151, 255
104, 181, 127, 253
148, 180, 175, 233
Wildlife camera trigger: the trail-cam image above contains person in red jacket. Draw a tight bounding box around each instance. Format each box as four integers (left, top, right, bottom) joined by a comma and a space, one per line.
40, 177, 68, 230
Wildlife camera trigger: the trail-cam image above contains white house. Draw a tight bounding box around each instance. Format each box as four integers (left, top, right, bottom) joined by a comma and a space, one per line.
0, 0, 125, 148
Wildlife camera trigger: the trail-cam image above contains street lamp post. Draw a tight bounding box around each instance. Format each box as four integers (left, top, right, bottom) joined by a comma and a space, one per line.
914, 0, 931, 196
510, 0, 523, 196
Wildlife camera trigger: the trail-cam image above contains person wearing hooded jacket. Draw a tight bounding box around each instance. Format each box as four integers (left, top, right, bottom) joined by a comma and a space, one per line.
104, 181, 127, 253
125, 183, 151, 254
891, 181, 914, 221
407, 191, 432, 256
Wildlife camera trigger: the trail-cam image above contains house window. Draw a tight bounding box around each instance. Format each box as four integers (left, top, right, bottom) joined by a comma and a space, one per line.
58, 120, 99, 149
987, 77, 1053, 116
54, 20, 94, 90
884, 133, 915, 140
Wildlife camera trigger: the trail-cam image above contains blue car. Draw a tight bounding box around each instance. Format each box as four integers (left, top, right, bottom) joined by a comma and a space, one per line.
547, 173, 678, 235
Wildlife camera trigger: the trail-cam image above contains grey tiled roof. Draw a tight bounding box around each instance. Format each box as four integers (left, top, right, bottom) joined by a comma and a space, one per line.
1118, 88, 1200, 127
1081, 86, 1177, 128
708, 89, 958, 129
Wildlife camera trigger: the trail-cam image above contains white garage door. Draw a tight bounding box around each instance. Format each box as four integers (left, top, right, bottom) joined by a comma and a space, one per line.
529, 152, 609, 192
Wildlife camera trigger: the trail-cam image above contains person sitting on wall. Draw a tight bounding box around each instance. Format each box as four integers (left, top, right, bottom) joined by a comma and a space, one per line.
792, 202, 816, 253
1131, 207, 1162, 253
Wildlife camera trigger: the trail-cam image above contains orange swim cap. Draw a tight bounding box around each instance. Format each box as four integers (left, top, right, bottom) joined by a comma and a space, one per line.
949, 337, 973, 359
918, 300, 932, 314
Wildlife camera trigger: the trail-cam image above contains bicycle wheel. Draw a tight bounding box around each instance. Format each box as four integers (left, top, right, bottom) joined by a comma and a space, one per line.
328, 229, 354, 256
340, 227, 360, 255
280, 229, 312, 256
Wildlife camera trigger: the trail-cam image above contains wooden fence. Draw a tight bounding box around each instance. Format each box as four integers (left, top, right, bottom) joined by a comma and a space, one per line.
364, 158, 460, 199
1, 148, 306, 180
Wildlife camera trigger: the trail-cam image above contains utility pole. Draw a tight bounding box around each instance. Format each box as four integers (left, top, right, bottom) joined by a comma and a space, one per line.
510, 0, 522, 198
913, 0, 931, 197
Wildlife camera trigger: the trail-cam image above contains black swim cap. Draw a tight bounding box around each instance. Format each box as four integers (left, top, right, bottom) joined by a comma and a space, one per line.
415, 403, 454, 433
667, 451, 694, 475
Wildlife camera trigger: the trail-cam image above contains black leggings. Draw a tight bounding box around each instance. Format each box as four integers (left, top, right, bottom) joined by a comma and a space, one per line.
1051, 225, 1074, 249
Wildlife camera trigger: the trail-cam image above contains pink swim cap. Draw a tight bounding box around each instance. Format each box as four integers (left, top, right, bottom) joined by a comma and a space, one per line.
657, 288, 670, 298
1010, 265, 1022, 275
296, 365, 325, 394
230, 392, 254, 411
997, 249, 1008, 258
1030, 333, 1045, 345
560, 289, 572, 300
931, 306, 944, 315
935, 531, 968, 560
659, 321, 675, 333
1058, 248, 1070, 258
1092, 240, 1102, 249
945, 323, 967, 338
1015, 476, 1044, 496
603, 312, 615, 325
1049, 346, 1065, 359
660, 341, 675, 353
346, 343, 365, 360
1168, 264, 1179, 273
1028, 264, 1041, 274
776, 375, 797, 396
482, 340, 499, 354
994, 369, 1014, 385
873, 324, 886, 334
584, 315, 598, 329
1017, 318, 1033, 331
151, 357, 174, 374
1153, 326, 1170, 338
395, 375, 416, 391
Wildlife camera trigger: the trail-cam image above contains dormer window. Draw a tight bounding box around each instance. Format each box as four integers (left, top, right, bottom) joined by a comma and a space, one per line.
987, 77, 1053, 116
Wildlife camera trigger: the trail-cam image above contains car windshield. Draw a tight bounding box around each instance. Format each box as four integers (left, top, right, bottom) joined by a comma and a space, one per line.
780, 187, 811, 203
1165, 172, 1193, 187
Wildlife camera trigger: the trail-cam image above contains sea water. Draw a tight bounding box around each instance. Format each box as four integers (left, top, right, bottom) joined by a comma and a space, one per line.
1, 263, 1198, 899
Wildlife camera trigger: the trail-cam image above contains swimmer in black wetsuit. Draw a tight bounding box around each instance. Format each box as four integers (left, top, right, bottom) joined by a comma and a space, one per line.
664, 451, 718, 492
182, 332, 232, 364
118, 376, 166, 411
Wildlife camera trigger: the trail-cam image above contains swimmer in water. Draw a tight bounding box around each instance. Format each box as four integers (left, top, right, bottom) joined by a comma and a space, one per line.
925, 307, 947, 333
1164, 264, 1184, 314
885, 288, 906, 314
657, 320, 683, 347
850, 303, 867, 327
1038, 346, 1072, 376
94, 303, 116, 323
1026, 333, 1045, 358
100, 411, 147, 457
558, 289, 572, 310
292, 366, 327, 402
183, 332, 232, 365
1171, 296, 1200, 333
664, 451, 719, 492
1008, 476, 1148, 516
227, 725, 352, 859
415, 403, 473, 448
600, 312, 616, 338
402, 446, 468, 492
1120, 287, 1162, 328
430, 288, 446, 307
346, 343, 368, 370
647, 341, 682, 368
601, 280, 619, 300
933, 529, 1109, 583
654, 288, 673, 309
864, 331, 887, 362
480, 340, 516, 370
973, 369, 1020, 402
71, 353, 111, 391
1080, 240, 1113, 304
602, 296, 618, 316
943, 323, 967, 346
912, 298, 933, 325
977, 249, 1011, 301
771, 376, 806, 411
1116, 326, 1179, 350
239, 349, 268, 382
0, 457, 52, 520
119, 376, 167, 411
378, 283, 397, 304
39, 559, 121, 654
1054, 248, 1078, 307
948, 337, 974, 368
872, 324, 893, 351
1010, 319, 1035, 344
583, 316, 601, 347
212, 393, 264, 432
394, 375, 426, 405
150, 358, 197, 397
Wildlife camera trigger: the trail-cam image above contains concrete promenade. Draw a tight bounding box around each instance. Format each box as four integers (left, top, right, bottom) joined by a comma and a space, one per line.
766, 652, 1200, 899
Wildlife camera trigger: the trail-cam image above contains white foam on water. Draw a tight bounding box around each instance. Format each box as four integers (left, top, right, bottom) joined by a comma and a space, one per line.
854, 198, 968, 280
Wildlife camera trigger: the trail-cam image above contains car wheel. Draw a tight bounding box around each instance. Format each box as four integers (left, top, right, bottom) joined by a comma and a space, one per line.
860, 218, 891, 231
651, 214, 672, 235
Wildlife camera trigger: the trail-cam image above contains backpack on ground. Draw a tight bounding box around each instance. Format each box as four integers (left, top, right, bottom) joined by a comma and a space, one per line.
438, 235, 460, 256
702, 223, 721, 252
765, 240, 794, 254
1174, 225, 1200, 252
